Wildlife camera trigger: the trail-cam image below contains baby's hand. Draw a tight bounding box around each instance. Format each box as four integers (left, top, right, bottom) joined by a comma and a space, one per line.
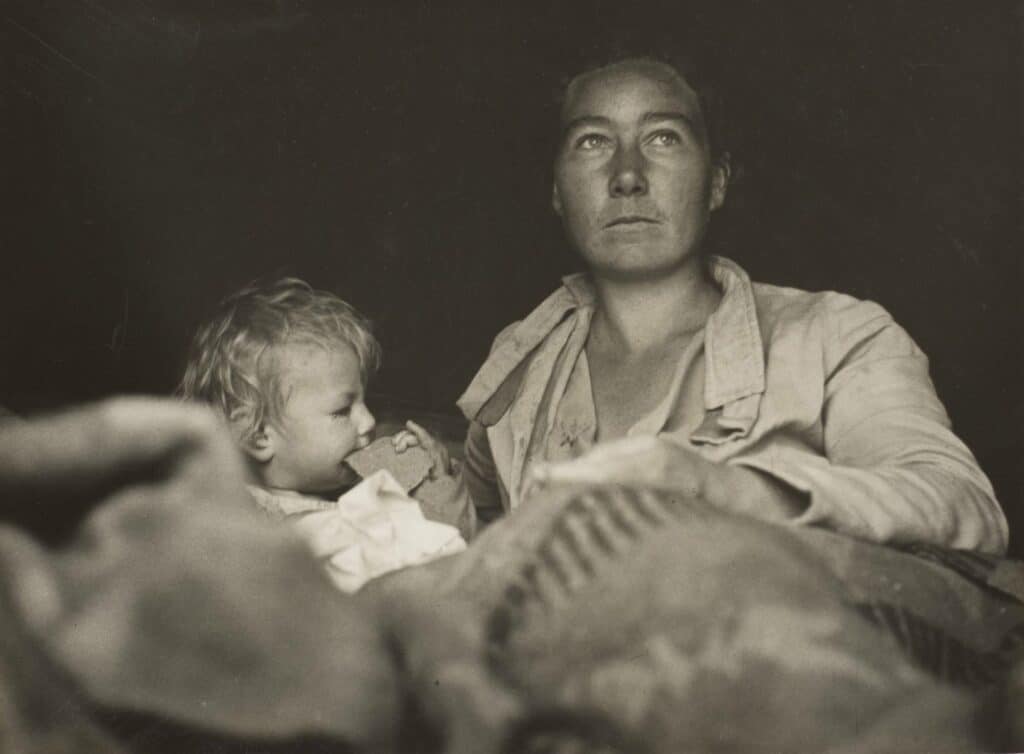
392, 421, 451, 479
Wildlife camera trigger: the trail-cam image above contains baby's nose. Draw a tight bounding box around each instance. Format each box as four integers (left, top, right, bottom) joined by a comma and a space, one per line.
359, 406, 376, 439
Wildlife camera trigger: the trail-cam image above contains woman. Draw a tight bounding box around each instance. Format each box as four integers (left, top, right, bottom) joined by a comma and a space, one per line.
457, 55, 1007, 554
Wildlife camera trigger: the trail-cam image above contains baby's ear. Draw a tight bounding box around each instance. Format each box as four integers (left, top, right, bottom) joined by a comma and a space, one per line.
228, 407, 274, 463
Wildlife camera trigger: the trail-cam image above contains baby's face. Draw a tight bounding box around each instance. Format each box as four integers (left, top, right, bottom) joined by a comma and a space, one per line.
264, 342, 375, 494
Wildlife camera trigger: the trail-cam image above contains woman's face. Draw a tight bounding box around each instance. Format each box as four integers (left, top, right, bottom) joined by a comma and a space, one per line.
553, 60, 727, 282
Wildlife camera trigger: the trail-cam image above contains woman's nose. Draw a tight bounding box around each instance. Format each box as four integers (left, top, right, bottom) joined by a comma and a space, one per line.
608, 146, 649, 197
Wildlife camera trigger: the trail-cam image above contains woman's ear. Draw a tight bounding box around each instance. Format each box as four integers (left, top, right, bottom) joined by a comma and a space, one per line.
709, 152, 731, 212
229, 408, 275, 463
552, 183, 563, 216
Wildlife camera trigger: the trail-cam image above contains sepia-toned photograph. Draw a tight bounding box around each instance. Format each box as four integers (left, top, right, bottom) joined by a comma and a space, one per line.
1, 1, 1022, 751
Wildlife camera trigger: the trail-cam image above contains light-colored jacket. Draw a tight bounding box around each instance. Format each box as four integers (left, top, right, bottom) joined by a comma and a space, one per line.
458, 256, 1008, 554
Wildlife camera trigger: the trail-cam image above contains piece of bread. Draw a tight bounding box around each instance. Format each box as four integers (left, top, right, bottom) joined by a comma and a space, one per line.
345, 436, 431, 492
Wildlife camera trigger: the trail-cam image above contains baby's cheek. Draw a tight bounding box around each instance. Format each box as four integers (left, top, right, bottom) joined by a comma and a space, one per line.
339, 429, 362, 460
346, 424, 364, 450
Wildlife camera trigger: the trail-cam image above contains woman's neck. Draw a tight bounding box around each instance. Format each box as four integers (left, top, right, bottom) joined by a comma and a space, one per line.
589, 259, 721, 355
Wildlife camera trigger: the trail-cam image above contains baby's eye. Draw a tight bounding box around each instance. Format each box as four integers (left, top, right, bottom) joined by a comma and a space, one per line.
574, 133, 612, 151
647, 130, 682, 147
332, 406, 352, 418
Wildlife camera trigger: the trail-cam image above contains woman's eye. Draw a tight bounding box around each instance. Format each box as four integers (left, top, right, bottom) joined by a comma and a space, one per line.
332, 407, 352, 418
648, 131, 682, 147
575, 133, 611, 150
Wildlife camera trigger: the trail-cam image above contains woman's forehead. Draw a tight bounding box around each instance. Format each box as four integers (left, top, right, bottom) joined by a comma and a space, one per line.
561, 59, 703, 126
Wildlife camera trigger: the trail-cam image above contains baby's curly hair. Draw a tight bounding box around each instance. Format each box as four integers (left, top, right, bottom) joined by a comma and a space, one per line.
179, 278, 381, 441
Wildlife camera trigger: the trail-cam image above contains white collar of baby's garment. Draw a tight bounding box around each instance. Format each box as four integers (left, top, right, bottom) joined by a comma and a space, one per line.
246, 484, 339, 519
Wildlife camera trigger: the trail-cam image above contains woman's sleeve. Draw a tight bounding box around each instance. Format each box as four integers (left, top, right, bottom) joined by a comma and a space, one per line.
463, 418, 506, 526
733, 297, 1008, 554
412, 468, 477, 541
458, 321, 525, 526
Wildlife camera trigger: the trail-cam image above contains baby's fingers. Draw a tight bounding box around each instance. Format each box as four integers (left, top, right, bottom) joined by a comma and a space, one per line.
405, 421, 451, 476
403, 421, 435, 448
391, 430, 420, 453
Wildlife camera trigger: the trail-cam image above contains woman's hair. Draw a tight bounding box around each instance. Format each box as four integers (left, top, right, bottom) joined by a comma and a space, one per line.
178, 277, 381, 440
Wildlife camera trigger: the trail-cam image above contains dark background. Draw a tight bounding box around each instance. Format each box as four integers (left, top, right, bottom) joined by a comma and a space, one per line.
2, 1, 1021, 551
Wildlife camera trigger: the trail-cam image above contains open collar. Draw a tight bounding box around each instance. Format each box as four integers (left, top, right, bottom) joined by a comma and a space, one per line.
458, 256, 767, 441
703, 257, 766, 407
690, 256, 766, 444
567, 257, 767, 415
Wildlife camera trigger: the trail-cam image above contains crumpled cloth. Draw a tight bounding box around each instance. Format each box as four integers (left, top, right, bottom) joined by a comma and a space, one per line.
250, 471, 466, 593
0, 398, 401, 751
366, 480, 1011, 753
0, 398, 1020, 753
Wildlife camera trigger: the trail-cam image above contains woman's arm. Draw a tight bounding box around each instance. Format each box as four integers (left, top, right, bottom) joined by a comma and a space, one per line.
531, 300, 1008, 554
731, 299, 1007, 554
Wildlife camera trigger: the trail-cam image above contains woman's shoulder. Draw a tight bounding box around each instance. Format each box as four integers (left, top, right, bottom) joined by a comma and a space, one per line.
750, 281, 895, 334
489, 320, 522, 354
486, 277, 589, 354
748, 281, 918, 375
460, 280, 584, 422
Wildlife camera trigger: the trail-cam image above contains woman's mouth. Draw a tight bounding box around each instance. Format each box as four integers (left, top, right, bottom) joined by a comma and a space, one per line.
605, 215, 659, 228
